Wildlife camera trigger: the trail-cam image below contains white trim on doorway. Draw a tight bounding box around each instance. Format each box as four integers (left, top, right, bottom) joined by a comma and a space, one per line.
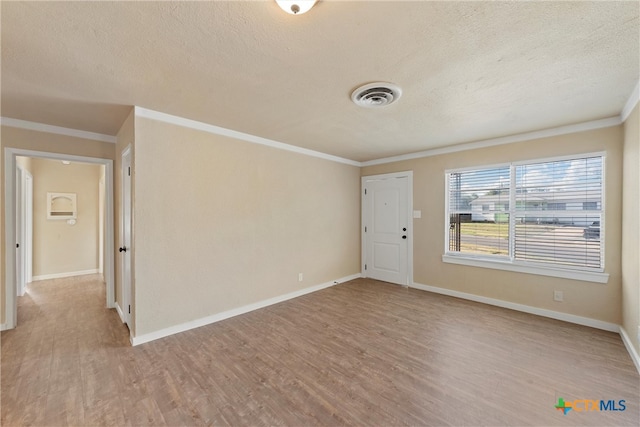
3, 148, 116, 330
120, 145, 133, 327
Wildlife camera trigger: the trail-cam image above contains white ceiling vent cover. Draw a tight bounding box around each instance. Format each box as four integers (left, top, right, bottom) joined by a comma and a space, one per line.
351, 82, 402, 108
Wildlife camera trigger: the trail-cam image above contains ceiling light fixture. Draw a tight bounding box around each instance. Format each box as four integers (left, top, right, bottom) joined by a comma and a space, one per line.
275, 0, 317, 15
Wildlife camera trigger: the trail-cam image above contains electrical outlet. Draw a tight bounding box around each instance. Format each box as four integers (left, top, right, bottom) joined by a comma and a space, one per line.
298, 273, 303, 282
553, 290, 564, 302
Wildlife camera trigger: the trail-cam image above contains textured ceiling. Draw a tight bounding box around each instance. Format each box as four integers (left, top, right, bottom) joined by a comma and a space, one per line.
1, 1, 638, 162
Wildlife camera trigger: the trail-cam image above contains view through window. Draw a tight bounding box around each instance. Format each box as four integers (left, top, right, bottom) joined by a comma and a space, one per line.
447, 154, 603, 271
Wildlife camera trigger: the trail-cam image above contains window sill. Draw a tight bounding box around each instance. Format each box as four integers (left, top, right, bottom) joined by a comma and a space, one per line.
441, 254, 609, 284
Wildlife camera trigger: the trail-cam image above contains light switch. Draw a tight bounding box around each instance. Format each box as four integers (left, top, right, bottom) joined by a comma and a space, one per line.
413, 210, 422, 218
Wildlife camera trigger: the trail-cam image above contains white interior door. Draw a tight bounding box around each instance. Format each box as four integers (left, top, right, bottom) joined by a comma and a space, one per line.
24, 172, 33, 286
362, 172, 412, 285
99, 172, 105, 276
15, 168, 25, 296
121, 147, 132, 326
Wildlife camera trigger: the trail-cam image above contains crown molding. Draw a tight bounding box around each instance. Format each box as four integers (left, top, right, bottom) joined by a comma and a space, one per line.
3, 94, 634, 167
361, 116, 622, 167
134, 107, 361, 167
0, 117, 117, 143
621, 79, 640, 122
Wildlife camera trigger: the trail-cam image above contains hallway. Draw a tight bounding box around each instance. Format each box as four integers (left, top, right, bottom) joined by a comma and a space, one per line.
1, 275, 129, 425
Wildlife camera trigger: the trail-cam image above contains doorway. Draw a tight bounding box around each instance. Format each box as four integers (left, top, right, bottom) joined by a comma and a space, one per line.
120, 145, 132, 326
15, 165, 33, 297
361, 171, 413, 286
3, 148, 115, 330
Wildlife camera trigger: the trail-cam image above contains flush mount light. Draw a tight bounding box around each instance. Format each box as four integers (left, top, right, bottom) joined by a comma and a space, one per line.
276, 0, 317, 15
62, 160, 71, 165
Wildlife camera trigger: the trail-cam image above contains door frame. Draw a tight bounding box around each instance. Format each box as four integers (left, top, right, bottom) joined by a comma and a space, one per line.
15, 166, 24, 297
3, 148, 115, 330
15, 165, 32, 296
24, 171, 33, 285
361, 171, 414, 286
120, 145, 132, 326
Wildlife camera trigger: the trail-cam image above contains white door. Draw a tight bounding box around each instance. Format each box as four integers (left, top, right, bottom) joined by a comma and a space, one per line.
362, 172, 412, 285
15, 168, 25, 296
121, 147, 132, 325
25, 172, 33, 285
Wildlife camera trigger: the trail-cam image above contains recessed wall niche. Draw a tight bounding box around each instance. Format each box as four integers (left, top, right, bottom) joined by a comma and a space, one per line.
47, 192, 77, 220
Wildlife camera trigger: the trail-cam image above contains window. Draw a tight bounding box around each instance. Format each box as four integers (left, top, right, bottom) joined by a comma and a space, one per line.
547, 202, 566, 210
446, 154, 605, 278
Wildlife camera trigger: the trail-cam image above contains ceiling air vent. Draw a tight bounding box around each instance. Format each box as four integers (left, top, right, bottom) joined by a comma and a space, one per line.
351, 82, 402, 108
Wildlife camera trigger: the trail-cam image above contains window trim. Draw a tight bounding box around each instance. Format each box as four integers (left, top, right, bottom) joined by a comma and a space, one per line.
441, 254, 609, 283
444, 151, 607, 283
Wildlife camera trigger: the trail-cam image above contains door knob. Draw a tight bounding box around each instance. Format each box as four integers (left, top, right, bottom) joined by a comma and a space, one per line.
402, 228, 407, 231
402, 235, 407, 239
119, 247, 127, 253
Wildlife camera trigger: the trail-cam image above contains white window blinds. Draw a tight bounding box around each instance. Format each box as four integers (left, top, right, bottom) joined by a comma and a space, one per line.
514, 156, 603, 270
446, 154, 604, 272
448, 167, 510, 256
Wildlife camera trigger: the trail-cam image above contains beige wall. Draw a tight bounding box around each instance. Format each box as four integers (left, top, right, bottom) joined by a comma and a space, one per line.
363, 125, 624, 324
30, 158, 102, 277
16, 156, 32, 173
622, 104, 640, 354
0, 110, 636, 348
132, 117, 361, 336
1, 125, 115, 324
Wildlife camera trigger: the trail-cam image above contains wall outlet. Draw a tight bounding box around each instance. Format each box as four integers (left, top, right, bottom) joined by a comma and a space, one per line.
298, 273, 303, 282
553, 290, 564, 302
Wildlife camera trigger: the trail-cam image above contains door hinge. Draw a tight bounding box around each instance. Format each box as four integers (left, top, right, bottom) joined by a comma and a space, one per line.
364, 188, 367, 195
128, 305, 131, 314
365, 264, 367, 270
128, 166, 131, 176
364, 226, 367, 232
16, 243, 19, 248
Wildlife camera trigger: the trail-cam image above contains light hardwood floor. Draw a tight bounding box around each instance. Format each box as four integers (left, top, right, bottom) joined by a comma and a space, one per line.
1, 275, 638, 426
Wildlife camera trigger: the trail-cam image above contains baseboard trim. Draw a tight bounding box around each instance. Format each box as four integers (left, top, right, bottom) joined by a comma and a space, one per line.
620, 326, 640, 375
131, 273, 362, 346
0, 323, 7, 331
32, 269, 99, 281
410, 282, 619, 333
114, 302, 126, 324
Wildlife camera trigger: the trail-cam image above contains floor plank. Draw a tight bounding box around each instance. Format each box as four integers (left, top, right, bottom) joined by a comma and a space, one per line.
1, 275, 638, 426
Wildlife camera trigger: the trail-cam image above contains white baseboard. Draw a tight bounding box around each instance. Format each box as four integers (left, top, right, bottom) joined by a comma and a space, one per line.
32, 269, 99, 282
114, 302, 126, 324
131, 273, 361, 346
0, 323, 7, 331
620, 326, 640, 375
410, 282, 620, 333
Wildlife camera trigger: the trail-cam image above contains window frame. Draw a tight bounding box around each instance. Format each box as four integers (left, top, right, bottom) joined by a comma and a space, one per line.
443, 152, 608, 284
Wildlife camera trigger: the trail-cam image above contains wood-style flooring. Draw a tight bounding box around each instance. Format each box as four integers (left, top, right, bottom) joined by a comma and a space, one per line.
1, 275, 638, 426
